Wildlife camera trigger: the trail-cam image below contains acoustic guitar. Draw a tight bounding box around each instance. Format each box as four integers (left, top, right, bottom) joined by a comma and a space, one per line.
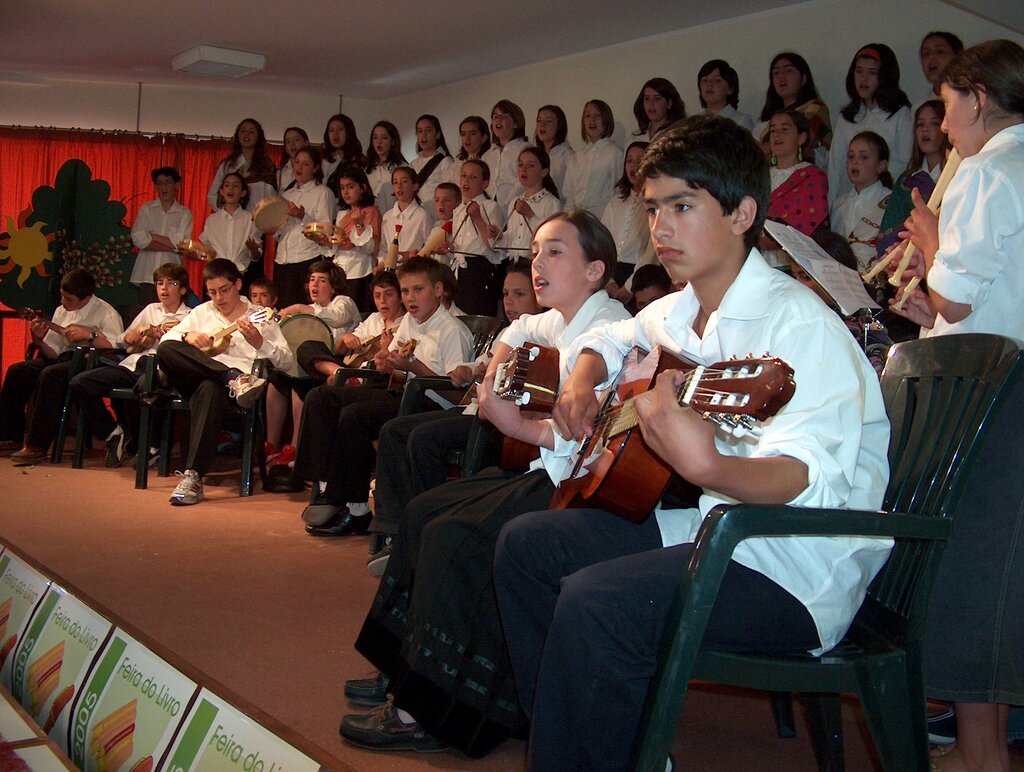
198, 306, 279, 356
18, 308, 94, 339
125, 320, 181, 354
550, 348, 795, 523
341, 321, 402, 368
491, 342, 561, 471
386, 339, 418, 389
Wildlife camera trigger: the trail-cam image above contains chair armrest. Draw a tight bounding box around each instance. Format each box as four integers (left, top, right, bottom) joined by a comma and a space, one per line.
87, 347, 126, 368
329, 367, 391, 385
686, 505, 952, 610
696, 504, 953, 552
396, 376, 457, 417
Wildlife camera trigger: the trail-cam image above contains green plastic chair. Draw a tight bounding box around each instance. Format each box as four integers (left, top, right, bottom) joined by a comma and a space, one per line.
107, 354, 268, 495
630, 333, 1024, 772
50, 343, 116, 464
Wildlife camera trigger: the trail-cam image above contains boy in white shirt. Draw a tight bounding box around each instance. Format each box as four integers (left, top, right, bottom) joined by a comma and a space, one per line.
156, 259, 292, 505
69, 263, 190, 466
266, 260, 360, 465
130, 166, 193, 306
1, 269, 124, 463
493, 116, 891, 770
295, 256, 473, 536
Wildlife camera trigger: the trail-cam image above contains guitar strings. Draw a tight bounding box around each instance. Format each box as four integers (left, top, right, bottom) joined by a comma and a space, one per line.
602, 368, 757, 436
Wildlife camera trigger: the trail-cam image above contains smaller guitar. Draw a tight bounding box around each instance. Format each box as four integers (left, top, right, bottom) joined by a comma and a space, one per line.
385, 338, 419, 389
551, 349, 795, 523
125, 320, 181, 354
198, 306, 279, 355
18, 308, 96, 342
341, 321, 402, 368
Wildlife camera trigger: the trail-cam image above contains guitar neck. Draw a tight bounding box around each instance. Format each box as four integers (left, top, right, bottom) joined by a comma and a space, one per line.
210, 319, 241, 345
597, 364, 711, 439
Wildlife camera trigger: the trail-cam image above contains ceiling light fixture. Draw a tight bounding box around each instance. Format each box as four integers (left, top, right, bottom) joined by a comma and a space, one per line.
172, 46, 266, 79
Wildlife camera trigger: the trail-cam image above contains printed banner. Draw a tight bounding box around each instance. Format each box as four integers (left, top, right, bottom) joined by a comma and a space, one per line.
9, 584, 112, 750
69, 629, 197, 772
164, 689, 320, 772
0, 553, 51, 690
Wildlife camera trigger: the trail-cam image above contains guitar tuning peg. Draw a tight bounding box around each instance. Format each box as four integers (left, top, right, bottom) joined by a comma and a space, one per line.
739, 415, 764, 437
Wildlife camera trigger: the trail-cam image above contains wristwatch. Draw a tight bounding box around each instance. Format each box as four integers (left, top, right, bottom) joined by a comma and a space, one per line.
88, 330, 98, 342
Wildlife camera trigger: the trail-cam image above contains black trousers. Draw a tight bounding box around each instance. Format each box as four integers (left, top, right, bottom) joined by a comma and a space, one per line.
371, 409, 477, 535
296, 340, 336, 379
0, 355, 73, 449
494, 507, 821, 772
69, 363, 140, 444
155, 341, 237, 475
292, 383, 401, 504
455, 254, 503, 316
274, 257, 320, 308
347, 274, 373, 314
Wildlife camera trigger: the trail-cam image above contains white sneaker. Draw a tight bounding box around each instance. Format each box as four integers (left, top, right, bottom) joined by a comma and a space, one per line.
105, 427, 126, 468
170, 469, 204, 505
228, 374, 267, 409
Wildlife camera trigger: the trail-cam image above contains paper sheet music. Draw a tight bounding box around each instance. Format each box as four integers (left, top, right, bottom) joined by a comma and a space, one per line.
763, 221, 880, 316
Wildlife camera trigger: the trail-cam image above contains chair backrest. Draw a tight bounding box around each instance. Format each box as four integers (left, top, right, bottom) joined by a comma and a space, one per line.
457, 315, 507, 358
863, 333, 1023, 632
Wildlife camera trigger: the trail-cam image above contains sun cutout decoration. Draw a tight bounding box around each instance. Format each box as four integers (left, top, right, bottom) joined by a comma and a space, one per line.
0, 208, 55, 287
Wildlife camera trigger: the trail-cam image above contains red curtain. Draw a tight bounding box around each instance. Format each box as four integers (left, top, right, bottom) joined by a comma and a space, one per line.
0, 127, 240, 378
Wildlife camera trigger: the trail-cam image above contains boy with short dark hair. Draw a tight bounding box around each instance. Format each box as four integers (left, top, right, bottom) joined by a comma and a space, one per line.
247, 278, 278, 310
156, 258, 292, 505
297, 270, 404, 384
418, 182, 461, 261
0, 268, 123, 463
294, 255, 473, 536
131, 166, 192, 306
69, 262, 190, 466
628, 262, 673, 311
493, 116, 893, 770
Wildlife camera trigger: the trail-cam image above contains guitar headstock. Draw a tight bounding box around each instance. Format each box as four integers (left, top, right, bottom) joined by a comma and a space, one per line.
17, 308, 42, 322
249, 307, 281, 327
396, 339, 418, 359
684, 356, 795, 432
493, 343, 560, 410
494, 344, 540, 405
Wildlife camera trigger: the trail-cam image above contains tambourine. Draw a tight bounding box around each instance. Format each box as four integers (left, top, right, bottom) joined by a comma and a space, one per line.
252, 196, 289, 233
178, 239, 214, 261
279, 313, 334, 378
302, 222, 336, 242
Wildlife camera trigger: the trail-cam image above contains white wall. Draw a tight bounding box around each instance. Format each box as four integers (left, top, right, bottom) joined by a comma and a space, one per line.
1, 0, 1020, 155
0, 80, 375, 143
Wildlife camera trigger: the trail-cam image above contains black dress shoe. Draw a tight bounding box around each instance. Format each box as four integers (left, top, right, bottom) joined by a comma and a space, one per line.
340, 700, 448, 752
305, 510, 372, 537
344, 671, 389, 706
138, 389, 175, 408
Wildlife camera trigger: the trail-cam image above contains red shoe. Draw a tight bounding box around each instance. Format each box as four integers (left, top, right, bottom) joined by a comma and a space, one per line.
277, 444, 296, 467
